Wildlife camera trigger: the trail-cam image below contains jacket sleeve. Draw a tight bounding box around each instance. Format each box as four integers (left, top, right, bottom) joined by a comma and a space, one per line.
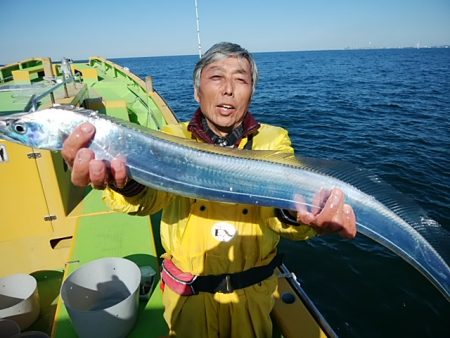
102, 186, 173, 216
264, 207, 317, 240
102, 188, 173, 216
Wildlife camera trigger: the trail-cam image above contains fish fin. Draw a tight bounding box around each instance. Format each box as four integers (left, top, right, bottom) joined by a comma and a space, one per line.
147, 134, 304, 164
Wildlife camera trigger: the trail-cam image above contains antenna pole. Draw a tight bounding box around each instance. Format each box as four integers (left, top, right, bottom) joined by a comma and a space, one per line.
194, 0, 202, 58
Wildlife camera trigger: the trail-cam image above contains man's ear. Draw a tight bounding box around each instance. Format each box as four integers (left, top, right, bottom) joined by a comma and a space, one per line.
194, 87, 200, 103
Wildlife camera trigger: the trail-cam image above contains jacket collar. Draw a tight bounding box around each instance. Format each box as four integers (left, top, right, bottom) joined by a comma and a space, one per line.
187, 108, 260, 146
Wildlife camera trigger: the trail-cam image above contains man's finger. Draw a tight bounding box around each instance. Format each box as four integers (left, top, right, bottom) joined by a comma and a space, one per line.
294, 194, 316, 224
311, 189, 330, 215
339, 204, 357, 238
111, 158, 128, 188
315, 188, 344, 226
294, 194, 307, 214
61, 122, 95, 168
89, 159, 109, 189
71, 148, 95, 186
296, 210, 315, 225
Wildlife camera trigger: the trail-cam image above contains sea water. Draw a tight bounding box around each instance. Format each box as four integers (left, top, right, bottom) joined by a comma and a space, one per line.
114, 48, 450, 338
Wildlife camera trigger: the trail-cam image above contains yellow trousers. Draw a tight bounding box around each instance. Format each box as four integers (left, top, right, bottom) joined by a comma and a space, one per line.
162, 275, 278, 338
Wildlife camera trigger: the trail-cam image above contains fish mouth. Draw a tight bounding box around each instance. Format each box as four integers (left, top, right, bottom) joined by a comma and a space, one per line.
0, 119, 13, 141
0, 119, 7, 130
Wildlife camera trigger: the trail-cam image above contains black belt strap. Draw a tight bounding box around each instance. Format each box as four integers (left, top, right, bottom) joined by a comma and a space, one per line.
192, 254, 283, 294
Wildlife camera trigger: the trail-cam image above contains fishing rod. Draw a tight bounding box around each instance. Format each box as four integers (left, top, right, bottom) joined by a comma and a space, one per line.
194, 0, 202, 58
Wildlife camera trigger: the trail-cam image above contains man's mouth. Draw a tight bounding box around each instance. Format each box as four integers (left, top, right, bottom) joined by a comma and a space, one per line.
217, 104, 235, 110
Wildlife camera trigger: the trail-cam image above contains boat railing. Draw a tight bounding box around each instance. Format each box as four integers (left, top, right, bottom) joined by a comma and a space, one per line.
28, 80, 71, 111
0, 80, 73, 112
0, 74, 13, 83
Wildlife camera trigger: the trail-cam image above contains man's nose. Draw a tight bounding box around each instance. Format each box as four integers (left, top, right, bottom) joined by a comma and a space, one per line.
222, 79, 233, 96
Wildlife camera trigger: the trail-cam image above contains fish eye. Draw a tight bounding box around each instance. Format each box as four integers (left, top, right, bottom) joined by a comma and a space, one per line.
13, 123, 27, 134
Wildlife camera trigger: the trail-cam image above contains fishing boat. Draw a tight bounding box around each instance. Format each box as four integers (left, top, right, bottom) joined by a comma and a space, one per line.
0, 57, 336, 337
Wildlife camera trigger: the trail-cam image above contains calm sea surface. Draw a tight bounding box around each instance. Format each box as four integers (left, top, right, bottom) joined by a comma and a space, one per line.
113, 48, 450, 338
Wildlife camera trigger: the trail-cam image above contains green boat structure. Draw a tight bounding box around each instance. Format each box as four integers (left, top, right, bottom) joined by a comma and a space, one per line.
0, 56, 336, 337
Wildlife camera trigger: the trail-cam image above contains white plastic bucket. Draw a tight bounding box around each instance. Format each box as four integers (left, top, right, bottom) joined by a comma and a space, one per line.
0, 274, 40, 331
60, 257, 141, 338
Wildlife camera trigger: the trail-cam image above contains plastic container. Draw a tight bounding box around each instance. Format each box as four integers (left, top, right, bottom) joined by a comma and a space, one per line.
60, 257, 141, 338
0, 274, 40, 331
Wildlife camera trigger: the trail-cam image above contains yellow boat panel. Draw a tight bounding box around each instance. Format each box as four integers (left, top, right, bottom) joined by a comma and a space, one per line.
0, 141, 53, 240
0, 141, 79, 275
272, 275, 328, 338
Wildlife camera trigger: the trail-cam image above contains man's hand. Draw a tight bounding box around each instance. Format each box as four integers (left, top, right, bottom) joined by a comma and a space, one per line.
61, 122, 128, 189
295, 188, 357, 239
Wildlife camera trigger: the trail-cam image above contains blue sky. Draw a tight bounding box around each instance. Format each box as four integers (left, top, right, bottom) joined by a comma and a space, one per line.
0, 0, 449, 64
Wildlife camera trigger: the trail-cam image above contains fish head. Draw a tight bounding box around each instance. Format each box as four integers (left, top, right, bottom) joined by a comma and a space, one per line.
0, 108, 82, 150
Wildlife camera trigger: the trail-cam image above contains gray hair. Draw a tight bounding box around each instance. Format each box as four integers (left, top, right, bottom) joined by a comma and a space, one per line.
193, 42, 259, 95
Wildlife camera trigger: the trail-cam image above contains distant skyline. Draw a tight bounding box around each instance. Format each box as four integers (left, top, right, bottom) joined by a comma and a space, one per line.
1, 0, 449, 64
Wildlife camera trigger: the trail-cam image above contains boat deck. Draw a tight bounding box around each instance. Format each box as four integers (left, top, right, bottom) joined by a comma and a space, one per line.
51, 205, 167, 337
0, 57, 171, 337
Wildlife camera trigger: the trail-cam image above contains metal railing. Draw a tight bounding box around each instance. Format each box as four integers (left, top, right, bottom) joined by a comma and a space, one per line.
29, 80, 70, 112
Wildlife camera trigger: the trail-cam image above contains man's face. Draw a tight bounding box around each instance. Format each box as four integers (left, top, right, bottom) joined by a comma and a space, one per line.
195, 56, 253, 136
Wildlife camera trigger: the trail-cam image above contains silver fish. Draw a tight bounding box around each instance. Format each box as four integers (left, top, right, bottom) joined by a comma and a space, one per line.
0, 106, 449, 301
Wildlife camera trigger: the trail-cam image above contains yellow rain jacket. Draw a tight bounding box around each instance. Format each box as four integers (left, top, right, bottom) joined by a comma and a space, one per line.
103, 121, 317, 338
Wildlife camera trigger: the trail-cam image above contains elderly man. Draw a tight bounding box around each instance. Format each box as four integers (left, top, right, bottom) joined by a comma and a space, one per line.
62, 42, 356, 338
